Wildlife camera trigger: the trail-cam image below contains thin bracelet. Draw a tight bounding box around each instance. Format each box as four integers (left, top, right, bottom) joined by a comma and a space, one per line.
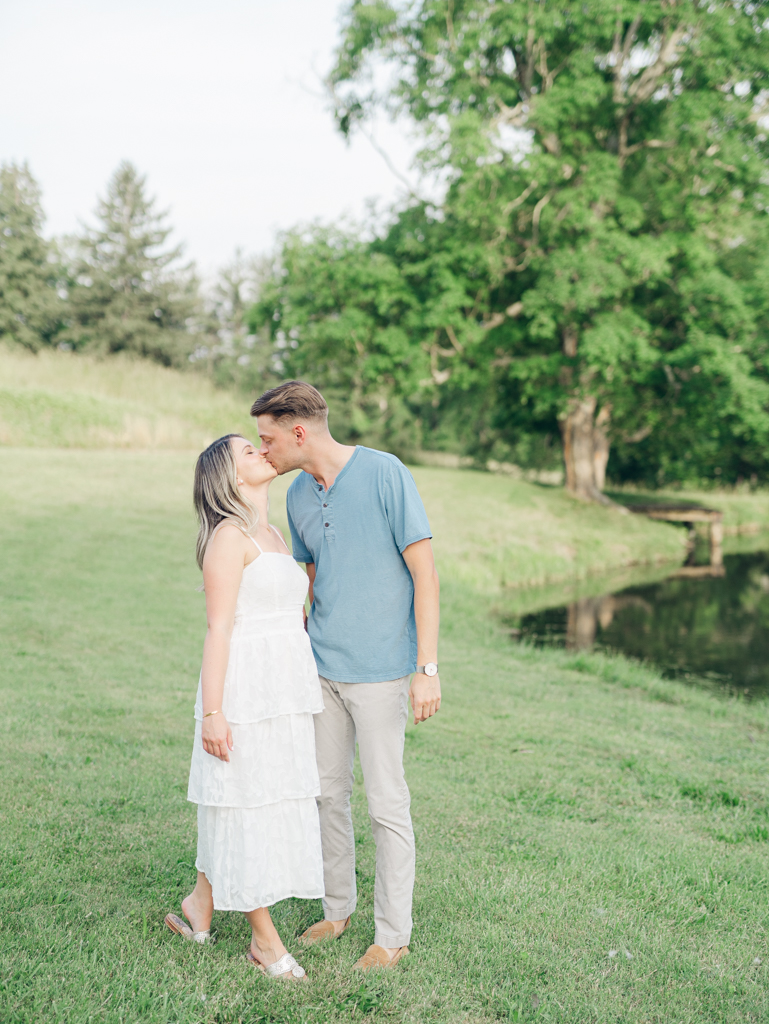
203, 709, 222, 719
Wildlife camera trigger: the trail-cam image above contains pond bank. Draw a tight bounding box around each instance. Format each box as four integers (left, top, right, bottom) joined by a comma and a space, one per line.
608, 485, 769, 535
511, 539, 769, 700
417, 468, 769, 596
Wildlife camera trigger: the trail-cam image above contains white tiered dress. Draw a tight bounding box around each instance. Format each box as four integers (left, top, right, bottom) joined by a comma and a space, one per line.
187, 529, 325, 912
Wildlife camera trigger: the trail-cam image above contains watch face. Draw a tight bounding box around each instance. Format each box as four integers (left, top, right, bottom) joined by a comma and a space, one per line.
425, 663, 438, 677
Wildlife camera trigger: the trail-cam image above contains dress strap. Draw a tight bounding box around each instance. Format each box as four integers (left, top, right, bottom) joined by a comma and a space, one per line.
249, 534, 263, 555
270, 524, 290, 553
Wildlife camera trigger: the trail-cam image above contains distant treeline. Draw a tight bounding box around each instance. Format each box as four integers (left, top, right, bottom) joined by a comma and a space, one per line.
3, 0, 769, 493
0, 160, 270, 385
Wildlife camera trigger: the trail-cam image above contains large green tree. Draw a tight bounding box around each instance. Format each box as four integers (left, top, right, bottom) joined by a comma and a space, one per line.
319, 0, 769, 495
250, 206, 502, 456
0, 163, 62, 351
252, 223, 426, 452
64, 161, 201, 367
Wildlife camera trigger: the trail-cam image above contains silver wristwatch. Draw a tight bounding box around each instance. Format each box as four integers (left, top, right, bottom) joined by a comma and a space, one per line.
416, 662, 438, 677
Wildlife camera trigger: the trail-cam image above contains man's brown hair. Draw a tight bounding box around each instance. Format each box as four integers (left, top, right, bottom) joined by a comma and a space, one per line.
250, 380, 329, 423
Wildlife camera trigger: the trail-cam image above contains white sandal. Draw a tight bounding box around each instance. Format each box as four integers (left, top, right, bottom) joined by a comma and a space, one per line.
246, 949, 306, 980
165, 912, 212, 944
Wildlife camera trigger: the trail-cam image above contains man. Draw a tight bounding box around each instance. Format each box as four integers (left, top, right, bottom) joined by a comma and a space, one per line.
251, 380, 440, 971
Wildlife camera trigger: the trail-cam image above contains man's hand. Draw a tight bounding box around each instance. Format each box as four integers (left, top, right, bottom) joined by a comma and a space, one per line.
202, 713, 234, 762
409, 672, 441, 725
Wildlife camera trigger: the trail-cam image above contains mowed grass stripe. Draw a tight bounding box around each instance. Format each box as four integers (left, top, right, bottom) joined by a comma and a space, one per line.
1, 450, 767, 1023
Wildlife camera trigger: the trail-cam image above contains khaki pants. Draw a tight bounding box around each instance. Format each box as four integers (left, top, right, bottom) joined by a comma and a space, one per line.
315, 675, 415, 948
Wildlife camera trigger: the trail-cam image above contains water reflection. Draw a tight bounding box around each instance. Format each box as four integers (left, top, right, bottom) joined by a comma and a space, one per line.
516, 550, 769, 698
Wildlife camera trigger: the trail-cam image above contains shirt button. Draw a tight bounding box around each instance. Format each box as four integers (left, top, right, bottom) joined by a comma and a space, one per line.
323, 503, 328, 507
324, 522, 330, 528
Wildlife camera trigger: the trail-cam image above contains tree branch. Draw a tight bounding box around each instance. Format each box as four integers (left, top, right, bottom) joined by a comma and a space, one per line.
445, 324, 464, 353
503, 180, 538, 215
520, 22, 536, 96
532, 191, 552, 245
627, 23, 688, 104
612, 12, 643, 106
621, 137, 676, 166
503, 249, 534, 273
481, 312, 506, 331
492, 97, 528, 129
537, 39, 552, 92
323, 76, 425, 200
623, 424, 652, 444
446, 0, 456, 52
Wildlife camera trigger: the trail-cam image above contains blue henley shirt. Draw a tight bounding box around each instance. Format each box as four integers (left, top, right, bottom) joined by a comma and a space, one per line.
286, 446, 432, 683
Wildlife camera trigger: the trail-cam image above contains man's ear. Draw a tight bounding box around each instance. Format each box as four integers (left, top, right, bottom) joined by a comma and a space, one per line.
293, 424, 308, 446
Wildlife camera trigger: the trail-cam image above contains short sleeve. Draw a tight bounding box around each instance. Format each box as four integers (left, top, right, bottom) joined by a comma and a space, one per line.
384, 461, 432, 554
287, 494, 313, 564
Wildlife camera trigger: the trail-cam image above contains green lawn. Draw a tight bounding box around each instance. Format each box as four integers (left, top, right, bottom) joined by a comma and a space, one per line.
1, 448, 768, 1023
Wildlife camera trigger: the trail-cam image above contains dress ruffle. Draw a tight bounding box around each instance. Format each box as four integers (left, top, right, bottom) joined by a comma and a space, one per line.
187, 713, 321, 808
196, 800, 324, 911
193, 628, 322, 724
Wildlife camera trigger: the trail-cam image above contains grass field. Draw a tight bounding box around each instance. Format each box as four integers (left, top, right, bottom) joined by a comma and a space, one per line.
1, 448, 768, 1023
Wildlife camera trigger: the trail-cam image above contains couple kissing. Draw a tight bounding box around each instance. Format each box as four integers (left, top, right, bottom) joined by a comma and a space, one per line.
164, 380, 441, 980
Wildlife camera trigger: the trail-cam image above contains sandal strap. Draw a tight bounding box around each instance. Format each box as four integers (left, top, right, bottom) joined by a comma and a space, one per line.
265, 953, 305, 978
165, 914, 212, 945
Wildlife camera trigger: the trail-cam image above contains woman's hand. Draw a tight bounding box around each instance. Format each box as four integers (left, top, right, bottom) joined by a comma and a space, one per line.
202, 713, 234, 762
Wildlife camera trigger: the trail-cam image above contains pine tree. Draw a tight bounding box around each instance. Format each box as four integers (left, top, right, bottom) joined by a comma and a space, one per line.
0, 163, 62, 351
65, 161, 201, 366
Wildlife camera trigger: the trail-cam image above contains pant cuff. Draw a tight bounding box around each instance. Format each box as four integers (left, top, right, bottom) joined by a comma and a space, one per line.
375, 930, 411, 948
323, 900, 356, 921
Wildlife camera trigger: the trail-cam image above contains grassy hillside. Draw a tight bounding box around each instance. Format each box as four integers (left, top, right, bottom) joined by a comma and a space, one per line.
1, 448, 767, 1024
0, 345, 254, 449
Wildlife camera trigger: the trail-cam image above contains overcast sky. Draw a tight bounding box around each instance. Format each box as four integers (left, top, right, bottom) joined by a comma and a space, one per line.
1, 0, 418, 274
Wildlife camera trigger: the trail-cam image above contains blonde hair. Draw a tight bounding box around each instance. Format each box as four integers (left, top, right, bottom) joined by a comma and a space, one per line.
193, 434, 258, 570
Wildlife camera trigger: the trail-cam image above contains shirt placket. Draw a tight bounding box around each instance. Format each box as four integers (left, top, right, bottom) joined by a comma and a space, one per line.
317, 483, 335, 541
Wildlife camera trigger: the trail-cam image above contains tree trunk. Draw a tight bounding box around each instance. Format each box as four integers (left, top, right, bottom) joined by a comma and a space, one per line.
593, 403, 611, 492
560, 396, 613, 503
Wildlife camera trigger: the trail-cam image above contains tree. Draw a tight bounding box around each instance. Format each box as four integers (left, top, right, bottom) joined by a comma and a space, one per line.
0, 163, 62, 351
329, 0, 769, 496
250, 220, 445, 454
249, 195, 517, 456
64, 161, 201, 366
193, 250, 279, 394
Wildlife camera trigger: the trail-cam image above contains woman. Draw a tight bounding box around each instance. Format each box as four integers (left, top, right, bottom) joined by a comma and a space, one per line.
164, 434, 324, 980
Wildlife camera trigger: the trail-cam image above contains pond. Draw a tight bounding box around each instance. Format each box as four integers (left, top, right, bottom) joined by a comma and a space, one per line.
511, 544, 769, 700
